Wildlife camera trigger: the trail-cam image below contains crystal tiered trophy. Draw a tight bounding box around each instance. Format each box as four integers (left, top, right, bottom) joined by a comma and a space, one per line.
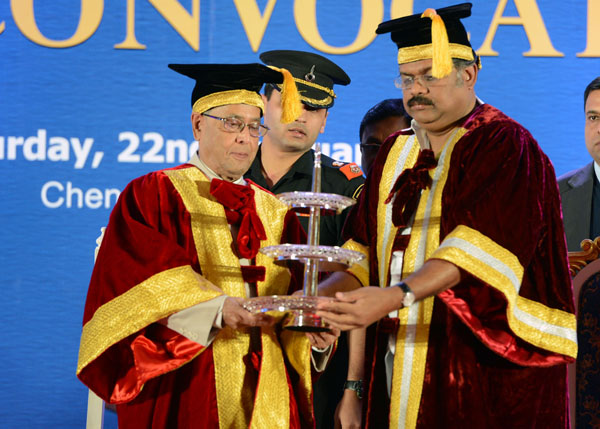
243, 144, 365, 331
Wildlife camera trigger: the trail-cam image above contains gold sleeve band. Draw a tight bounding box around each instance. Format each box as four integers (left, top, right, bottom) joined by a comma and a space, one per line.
342, 239, 370, 287
431, 225, 577, 358
77, 265, 223, 374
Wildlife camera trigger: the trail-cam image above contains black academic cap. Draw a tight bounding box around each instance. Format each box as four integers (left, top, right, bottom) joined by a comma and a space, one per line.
260, 50, 350, 109
376, 3, 477, 77
168, 63, 284, 113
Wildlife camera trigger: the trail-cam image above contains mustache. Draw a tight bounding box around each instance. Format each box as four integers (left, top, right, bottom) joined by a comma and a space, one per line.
407, 96, 434, 107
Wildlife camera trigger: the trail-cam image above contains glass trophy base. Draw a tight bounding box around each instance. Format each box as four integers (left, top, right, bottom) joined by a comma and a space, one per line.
242, 295, 333, 332
277, 191, 356, 215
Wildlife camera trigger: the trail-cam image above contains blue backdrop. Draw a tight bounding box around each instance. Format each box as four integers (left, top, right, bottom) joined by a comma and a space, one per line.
1, 1, 598, 426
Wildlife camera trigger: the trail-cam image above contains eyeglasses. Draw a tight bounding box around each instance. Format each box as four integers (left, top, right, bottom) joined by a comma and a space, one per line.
202, 113, 269, 138
394, 73, 448, 90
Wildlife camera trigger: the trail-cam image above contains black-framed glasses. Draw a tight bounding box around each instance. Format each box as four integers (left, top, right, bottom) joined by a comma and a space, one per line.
202, 113, 269, 138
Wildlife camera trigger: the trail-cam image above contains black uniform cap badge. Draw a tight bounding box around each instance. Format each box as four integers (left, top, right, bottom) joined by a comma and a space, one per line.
305, 65, 316, 82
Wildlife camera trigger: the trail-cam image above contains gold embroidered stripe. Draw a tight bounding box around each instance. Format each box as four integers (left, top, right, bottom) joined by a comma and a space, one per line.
275, 82, 333, 106
165, 168, 245, 297
165, 167, 305, 429
252, 187, 294, 297
343, 239, 369, 286
280, 329, 312, 424
397, 42, 474, 65
380, 134, 421, 429
77, 265, 221, 374
167, 167, 250, 428
279, 77, 336, 97
389, 128, 465, 428
299, 94, 333, 106
192, 89, 264, 114
432, 225, 577, 358
352, 183, 364, 200
377, 134, 419, 287
250, 329, 290, 429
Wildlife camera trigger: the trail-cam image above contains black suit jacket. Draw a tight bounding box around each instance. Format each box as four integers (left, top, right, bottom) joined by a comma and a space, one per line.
558, 162, 594, 251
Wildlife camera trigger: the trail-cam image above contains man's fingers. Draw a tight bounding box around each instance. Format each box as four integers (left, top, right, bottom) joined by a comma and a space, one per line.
317, 299, 358, 315
307, 327, 341, 348
334, 291, 359, 302
248, 313, 275, 327
316, 310, 361, 331
307, 333, 325, 348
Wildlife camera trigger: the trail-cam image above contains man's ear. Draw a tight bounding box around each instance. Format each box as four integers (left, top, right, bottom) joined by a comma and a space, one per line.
191, 112, 203, 141
261, 93, 268, 104
462, 63, 478, 89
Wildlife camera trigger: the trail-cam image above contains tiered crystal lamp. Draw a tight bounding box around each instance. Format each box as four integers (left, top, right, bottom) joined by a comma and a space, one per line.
243, 144, 364, 331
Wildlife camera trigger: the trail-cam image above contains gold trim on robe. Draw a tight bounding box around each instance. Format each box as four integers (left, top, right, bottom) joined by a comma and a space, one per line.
343, 239, 370, 287
384, 129, 466, 429
432, 225, 577, 358
376, 136, 420, 288
77, 265, 223, 375
165, 167, 311, 429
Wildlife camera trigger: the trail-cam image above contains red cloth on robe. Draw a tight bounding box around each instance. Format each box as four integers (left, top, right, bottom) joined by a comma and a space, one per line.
77, 164, 311, 429
343, 104, 576, 428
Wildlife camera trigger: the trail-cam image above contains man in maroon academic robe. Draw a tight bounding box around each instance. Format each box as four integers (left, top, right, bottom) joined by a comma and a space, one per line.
316, 4, 577, 428
77, 63, 338, 428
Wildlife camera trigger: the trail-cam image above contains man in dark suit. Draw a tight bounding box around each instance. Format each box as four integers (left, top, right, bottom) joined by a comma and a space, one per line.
559, 76, 600, 251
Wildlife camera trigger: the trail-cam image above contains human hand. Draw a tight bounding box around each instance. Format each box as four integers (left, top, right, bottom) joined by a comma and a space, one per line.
222, 297, 276, 330
316, 286, 402, 330
306, 326, 340, 349
334, 389, 362, 429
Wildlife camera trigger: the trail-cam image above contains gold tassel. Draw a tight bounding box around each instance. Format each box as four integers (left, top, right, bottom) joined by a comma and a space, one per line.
268, 66, 303, 123
421, 8, 453, 78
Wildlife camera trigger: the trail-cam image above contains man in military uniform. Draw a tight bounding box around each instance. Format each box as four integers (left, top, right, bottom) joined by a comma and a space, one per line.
244, 50, 365, 429
245, 50, 364, 247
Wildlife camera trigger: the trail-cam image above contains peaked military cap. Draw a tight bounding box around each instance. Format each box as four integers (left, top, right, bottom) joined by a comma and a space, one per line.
376, 3, 479, 78
260, 50, 350, 109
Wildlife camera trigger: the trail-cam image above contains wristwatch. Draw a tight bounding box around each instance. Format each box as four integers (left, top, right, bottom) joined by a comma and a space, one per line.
344, 379, 363, 399
395, 281, 416, 308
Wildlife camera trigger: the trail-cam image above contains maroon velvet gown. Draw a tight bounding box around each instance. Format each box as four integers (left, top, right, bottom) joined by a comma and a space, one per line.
77, 164, 314, 429
343, 104, 577, 428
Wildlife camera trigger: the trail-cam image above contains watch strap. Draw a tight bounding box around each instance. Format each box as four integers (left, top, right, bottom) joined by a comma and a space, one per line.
394, 281, 416, 307
343, 379, 363, 399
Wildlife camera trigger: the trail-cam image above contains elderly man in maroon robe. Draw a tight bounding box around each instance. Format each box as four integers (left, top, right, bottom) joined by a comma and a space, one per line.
77, 63, 338, 429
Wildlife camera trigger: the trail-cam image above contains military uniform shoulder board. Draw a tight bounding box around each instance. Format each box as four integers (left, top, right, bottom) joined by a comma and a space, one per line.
339, 162, 364, 180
